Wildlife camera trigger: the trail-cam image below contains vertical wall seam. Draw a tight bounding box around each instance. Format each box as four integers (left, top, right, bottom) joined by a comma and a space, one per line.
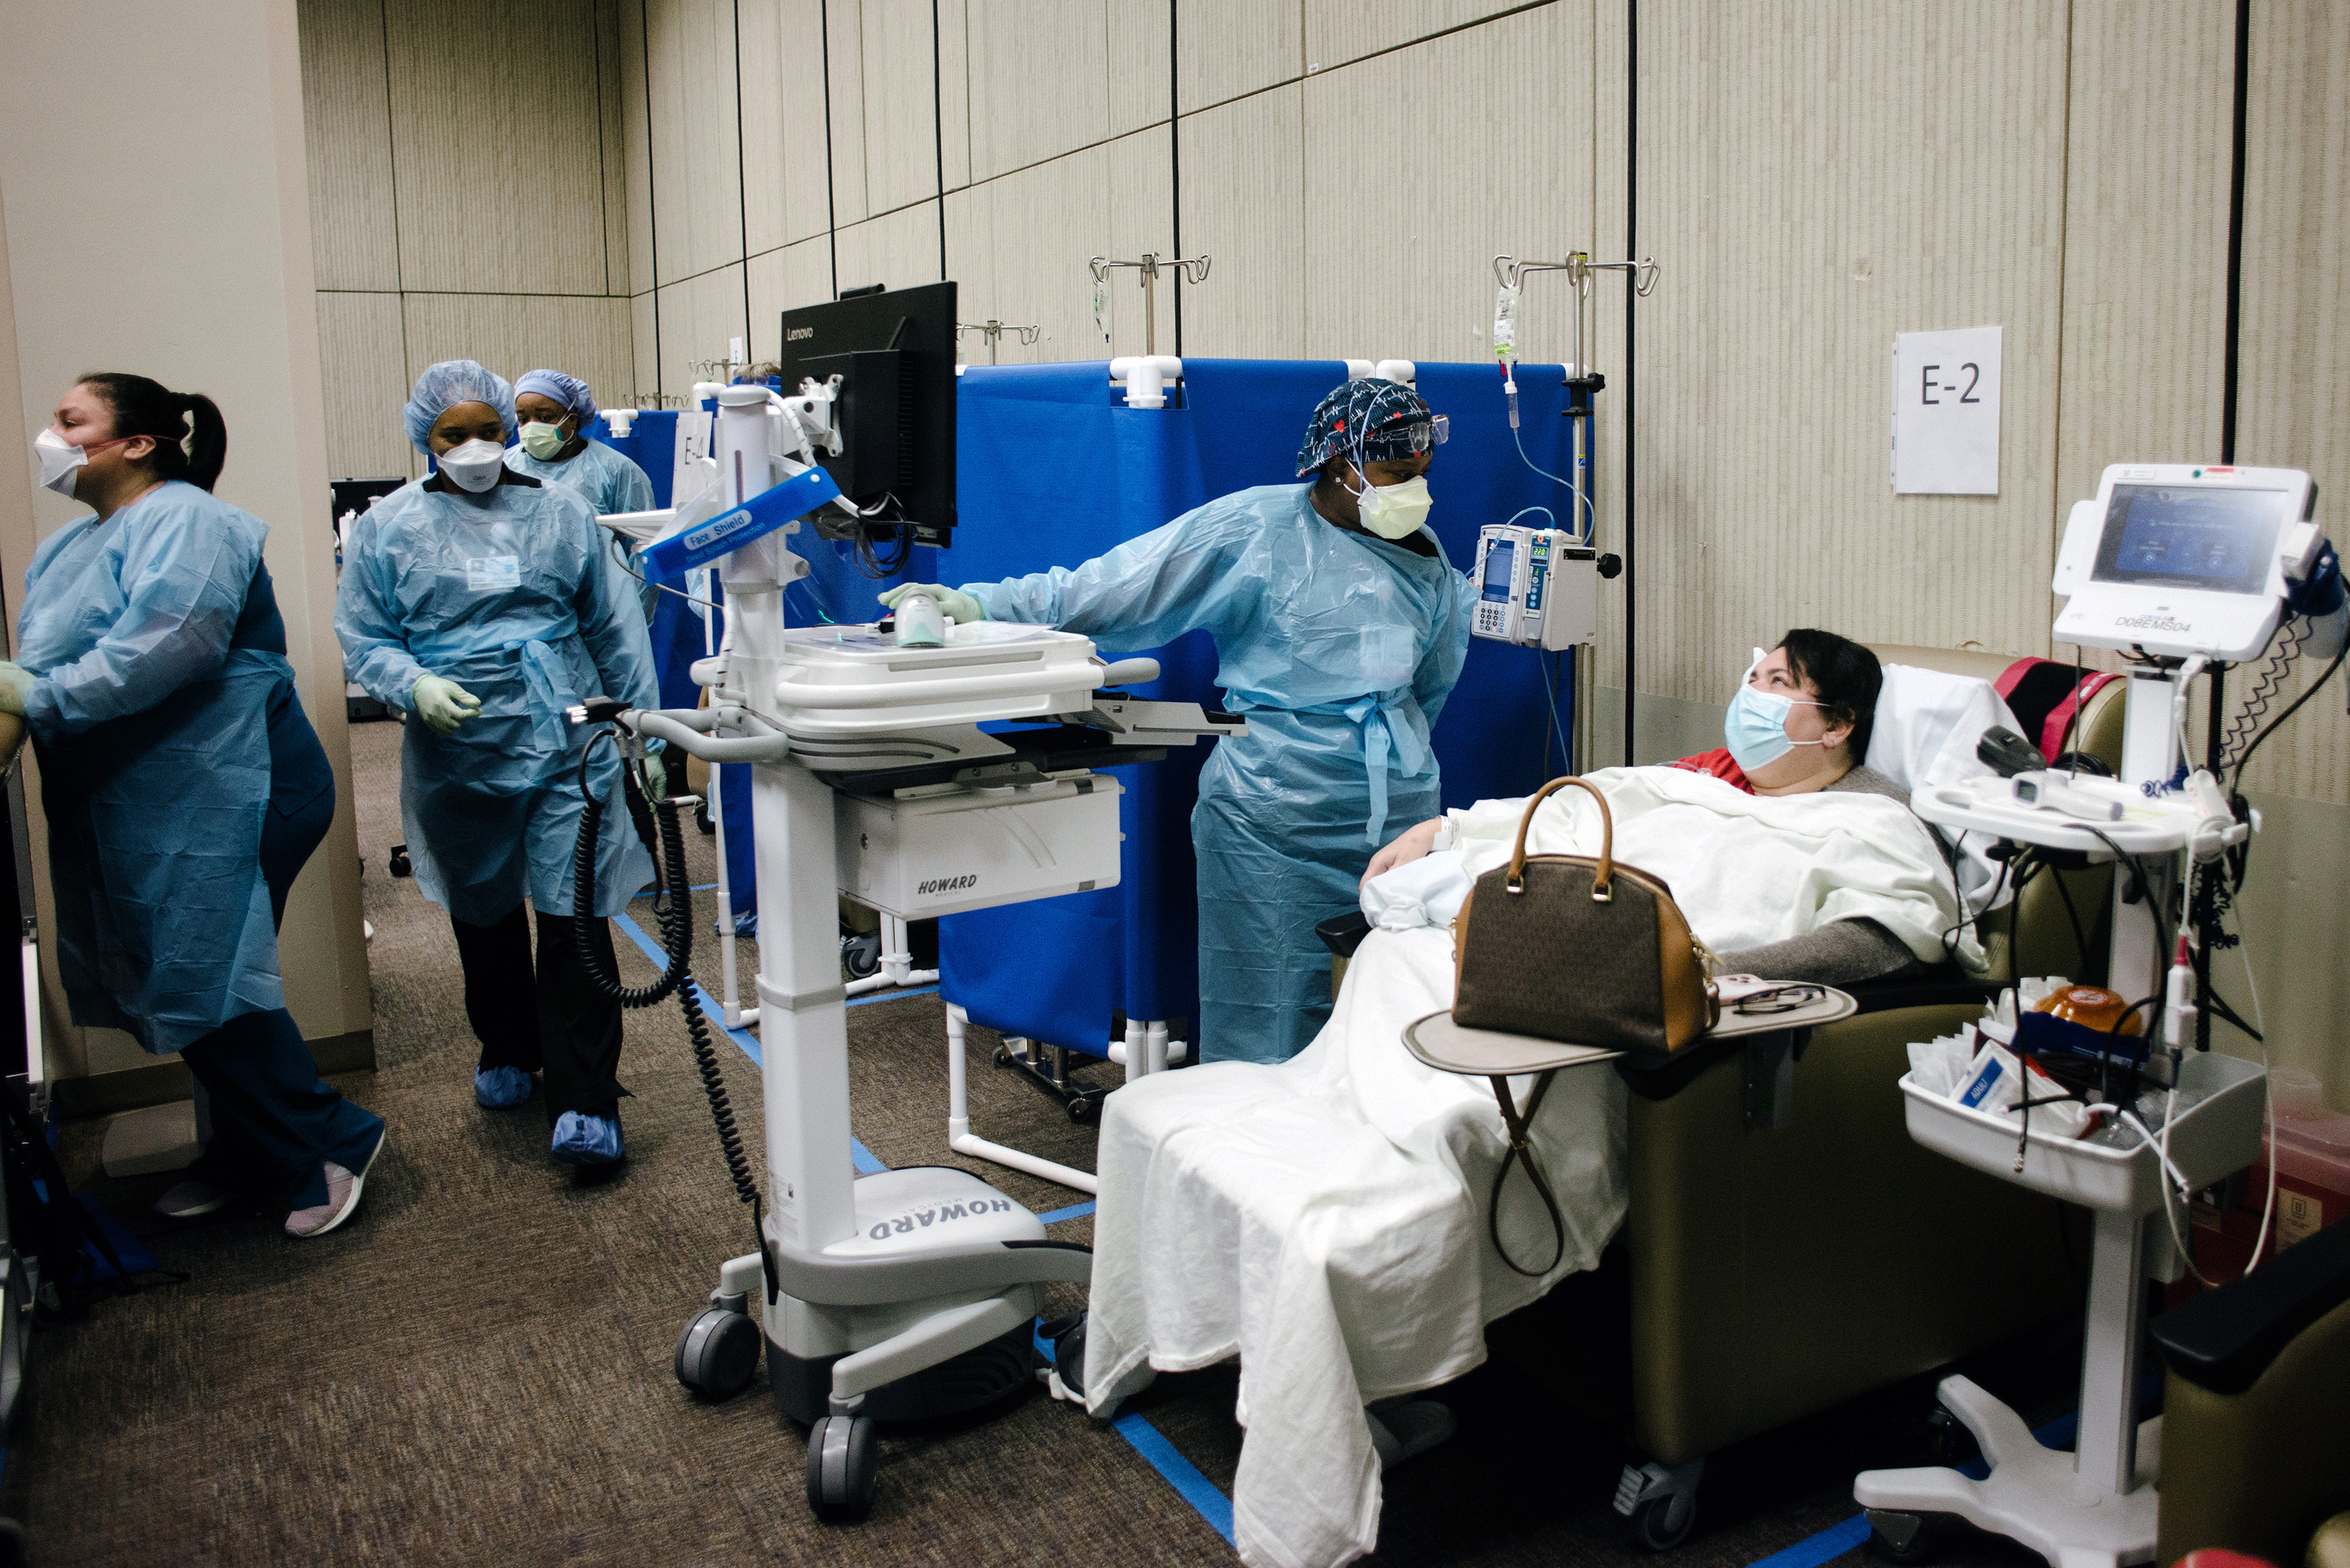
2047, 0, 2074, 649
640, 0, 662, 399
733, 0, 752, 354
933, 0, 948, 278
1170, 0, 1183, 356
376, 0, 408, 401
593, 4, 612, 296
2220, 0, 2250, 462
1622, 0, 1637, 763
821, 0, 840, 298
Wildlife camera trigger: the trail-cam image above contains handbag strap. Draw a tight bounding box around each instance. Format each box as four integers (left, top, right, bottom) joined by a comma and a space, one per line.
1506, 775, 1616, 902
1484, 1071, 1567, 1278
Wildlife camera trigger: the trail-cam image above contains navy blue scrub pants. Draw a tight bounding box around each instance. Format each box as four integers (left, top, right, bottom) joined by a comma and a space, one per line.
178, 778, 383, 1214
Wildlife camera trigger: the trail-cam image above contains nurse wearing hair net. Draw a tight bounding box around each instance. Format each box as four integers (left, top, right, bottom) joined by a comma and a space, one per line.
507, 370, 658, 615
336, 360, 662, 1167
881, 378, 1473, 1062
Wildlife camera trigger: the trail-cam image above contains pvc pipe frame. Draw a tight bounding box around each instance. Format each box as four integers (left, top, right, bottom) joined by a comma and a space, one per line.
945, 1003, 1186, 1195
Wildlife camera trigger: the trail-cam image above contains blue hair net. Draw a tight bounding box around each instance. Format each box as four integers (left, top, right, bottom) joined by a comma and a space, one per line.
403, 360, 518, 453
515, 369, 598, 426
1294, 377, 1438, 476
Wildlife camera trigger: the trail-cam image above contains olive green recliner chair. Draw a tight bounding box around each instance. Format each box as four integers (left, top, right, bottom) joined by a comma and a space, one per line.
1478, 645, 2126, 1547
2152, 1212, 2350, 1567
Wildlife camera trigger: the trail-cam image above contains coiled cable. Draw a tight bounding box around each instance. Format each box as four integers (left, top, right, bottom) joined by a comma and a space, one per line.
573, 730, 773, 1297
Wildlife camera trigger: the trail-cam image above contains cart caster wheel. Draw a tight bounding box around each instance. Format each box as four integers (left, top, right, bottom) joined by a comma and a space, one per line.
1628, 1491, 1696, 1552
693, 800, 714, 836
1865, 1510, 1942, 1564
840, 931, 882, 981
674, 1308, 761, 1400
1066, 1096, 1093, 1123
806, 1413, 877, 1522
992, 1045, 1011, 1068
387, 844, 412, 879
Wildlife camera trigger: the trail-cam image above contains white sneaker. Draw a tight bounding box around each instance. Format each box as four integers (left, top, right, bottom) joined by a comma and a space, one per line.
284, 1131, 385, 1240
154, 1178, 228, 1220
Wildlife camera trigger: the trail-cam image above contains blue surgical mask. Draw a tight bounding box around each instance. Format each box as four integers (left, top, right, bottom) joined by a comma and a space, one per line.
1724, 682, 1826, 773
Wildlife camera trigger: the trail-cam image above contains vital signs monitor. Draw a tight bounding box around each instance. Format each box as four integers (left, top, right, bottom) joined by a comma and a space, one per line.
2053, 463, 2319, 661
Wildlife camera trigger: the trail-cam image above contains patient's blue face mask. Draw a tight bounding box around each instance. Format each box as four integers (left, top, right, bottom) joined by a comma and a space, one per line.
1724, 655, 1828, 773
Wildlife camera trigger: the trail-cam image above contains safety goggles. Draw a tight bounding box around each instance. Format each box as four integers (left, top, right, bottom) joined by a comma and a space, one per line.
1730, 983, 1827, 1016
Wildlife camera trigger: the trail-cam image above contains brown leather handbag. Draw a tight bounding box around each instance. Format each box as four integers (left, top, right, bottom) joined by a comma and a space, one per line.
1451, 776, 1719, 1065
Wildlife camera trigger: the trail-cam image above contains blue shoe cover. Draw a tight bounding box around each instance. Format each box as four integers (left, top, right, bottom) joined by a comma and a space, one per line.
474, 1065, 533, 1109
550, 1111, 624, 1166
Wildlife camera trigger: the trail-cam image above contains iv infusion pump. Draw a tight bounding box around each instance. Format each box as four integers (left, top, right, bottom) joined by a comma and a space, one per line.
1471, 523, 1603, 650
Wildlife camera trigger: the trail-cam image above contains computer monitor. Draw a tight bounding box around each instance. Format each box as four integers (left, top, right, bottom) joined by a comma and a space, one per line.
776, 281, 958, 550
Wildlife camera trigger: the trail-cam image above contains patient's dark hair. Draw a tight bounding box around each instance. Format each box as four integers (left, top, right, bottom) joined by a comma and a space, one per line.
1777, 629, 1881, 765
75, 372, 227, 492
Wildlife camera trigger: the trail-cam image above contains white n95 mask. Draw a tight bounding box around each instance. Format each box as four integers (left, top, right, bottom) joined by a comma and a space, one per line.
33, 428, 88, 497
438, 439, 507, 494
1357, 474, 1433, 539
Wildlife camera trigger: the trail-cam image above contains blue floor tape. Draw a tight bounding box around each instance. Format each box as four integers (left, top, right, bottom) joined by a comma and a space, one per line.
1113, 1413, 1238, 1545
612, 909, 1230, 1541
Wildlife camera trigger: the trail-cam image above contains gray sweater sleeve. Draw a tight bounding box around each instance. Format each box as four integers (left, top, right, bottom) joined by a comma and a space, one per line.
1711, 764, 1932, 985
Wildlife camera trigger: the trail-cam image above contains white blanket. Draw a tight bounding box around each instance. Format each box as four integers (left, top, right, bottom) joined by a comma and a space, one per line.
1087, 926, 1624, 1568
1085, 766, 1974, 1568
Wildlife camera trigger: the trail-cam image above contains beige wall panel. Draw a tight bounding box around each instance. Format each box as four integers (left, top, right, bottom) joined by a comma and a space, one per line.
619, 0, 660, 293
2054, 1, 2231, 526
1176, 83, 1305, 357
598, 0, 635, 296
1303, 4, 1592, 365
644, 0, 747, 286
747, 238, 837, 362
828, 0, 873, 226
650, 263, 752, 392
385, 0, 612, 296
967, 0, 1109, 181
297, 0, 400, 293
1176, 0, 1300, 113
1305, 0, 1528, 73
740, 0, 840, 254
1109, 0, 1173, 135
1612, 1, 2069, 727
939, 0, 972, 189
631, 288, 662, 402
953, 147, 1113, 363
316, 291, 414, 478
1100, 130, 1178, 358
834, 205, 947, 303
402, 293, 637, 414
862, 0, 939, 217
2236, 0, 2350, 807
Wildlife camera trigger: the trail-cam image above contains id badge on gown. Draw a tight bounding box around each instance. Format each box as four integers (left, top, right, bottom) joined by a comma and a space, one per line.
466, 555, 521, 591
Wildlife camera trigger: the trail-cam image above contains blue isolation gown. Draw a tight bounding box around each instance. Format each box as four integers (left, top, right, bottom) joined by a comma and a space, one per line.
506, 439, 660, 618
15, 481, 294, 1054
335, 473, 659, 926
966, 482, 1473, 1062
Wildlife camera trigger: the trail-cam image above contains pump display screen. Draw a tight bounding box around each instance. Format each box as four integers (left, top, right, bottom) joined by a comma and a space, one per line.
2091, 484, 2288, 596
1480, 541, 1516, 601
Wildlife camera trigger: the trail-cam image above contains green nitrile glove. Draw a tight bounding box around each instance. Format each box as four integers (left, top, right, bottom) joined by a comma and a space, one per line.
411, 674, 483, 735
0, 664, 35, 718
877, 582, 985, 625
642, 748, 668, 803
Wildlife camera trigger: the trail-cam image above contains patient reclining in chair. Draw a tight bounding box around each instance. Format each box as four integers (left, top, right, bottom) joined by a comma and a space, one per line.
1065, 631, 1985, 1568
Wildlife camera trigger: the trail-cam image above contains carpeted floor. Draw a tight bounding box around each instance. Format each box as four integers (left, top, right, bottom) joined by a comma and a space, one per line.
3, 718, 2072, 1567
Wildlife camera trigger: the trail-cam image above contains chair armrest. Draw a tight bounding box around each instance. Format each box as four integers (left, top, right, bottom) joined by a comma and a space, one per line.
2153, 1213, 2350, 1395
1315, 910, 1372, 959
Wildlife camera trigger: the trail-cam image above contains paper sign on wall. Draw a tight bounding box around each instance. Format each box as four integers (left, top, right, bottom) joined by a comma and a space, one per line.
1891, 325, 2002, 495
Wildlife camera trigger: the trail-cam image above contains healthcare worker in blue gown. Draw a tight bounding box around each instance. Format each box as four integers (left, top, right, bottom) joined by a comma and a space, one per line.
4, 372, 385, 1240
882, 378, 1473, 1062
336, 361, 661, 1169
505, 370, 658, 617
